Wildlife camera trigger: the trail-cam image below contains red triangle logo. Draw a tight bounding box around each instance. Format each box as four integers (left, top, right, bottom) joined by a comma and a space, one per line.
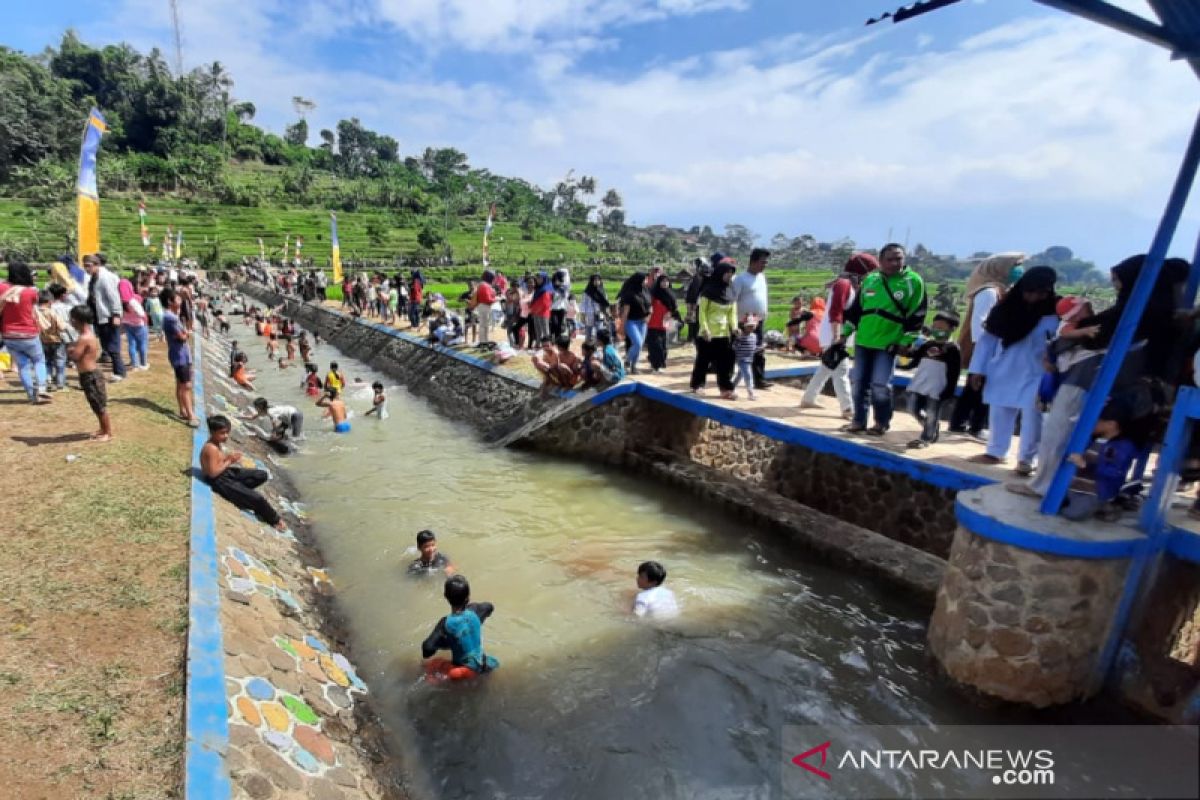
792, 741, 833, 780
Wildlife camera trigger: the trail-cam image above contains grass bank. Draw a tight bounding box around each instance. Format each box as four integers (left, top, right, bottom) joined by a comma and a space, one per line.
0, 343, 191, 799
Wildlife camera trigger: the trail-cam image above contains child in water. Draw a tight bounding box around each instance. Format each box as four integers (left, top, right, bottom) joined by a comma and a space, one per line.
633, 561, 679, 619
325, 361, 347, 393
363, 381, 389, 420
317, 387, 350, 433
421, 575, 498, 679
408, 529, 455, 575
303, 363, 322, 397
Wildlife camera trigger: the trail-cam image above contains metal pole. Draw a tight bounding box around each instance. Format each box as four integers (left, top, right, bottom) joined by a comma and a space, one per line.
1185, 225, 1200, 306
1040, 107, 1200, 515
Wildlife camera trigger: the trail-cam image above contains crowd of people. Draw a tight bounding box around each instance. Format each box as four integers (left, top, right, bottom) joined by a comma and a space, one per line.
241, 242, 1198, 521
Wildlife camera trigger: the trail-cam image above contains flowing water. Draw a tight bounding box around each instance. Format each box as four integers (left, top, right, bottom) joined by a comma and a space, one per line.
220, 311, 1156, 800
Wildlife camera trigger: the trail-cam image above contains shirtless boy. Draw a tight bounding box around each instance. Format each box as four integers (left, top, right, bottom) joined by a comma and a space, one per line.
68, 306, 112, 442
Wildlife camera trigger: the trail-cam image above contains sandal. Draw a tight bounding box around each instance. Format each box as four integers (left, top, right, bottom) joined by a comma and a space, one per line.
865, 426, 888, 437
841, 423, 866, 433
907, 439, 930, 449
969, 454, 1005, 465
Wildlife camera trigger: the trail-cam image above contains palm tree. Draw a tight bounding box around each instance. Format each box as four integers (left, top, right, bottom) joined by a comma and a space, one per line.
206, 61, 234, 158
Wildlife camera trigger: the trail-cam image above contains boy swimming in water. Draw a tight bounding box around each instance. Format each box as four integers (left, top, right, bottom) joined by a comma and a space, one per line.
633, 561, 679, 619
363, 381, 389, 420
316, 387, 350, 433
421, 575, 498, 678
408, 529, 455, 575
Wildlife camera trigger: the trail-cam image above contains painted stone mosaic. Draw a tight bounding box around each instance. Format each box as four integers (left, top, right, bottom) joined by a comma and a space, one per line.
279, 497, 308, 520
306, 567, 333, 592
273, 633, 368, 710
222, 546, 302, 612
228, 676, 338, 775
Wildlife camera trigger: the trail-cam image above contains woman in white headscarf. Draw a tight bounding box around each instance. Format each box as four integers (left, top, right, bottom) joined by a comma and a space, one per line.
949, 252, 1024, 439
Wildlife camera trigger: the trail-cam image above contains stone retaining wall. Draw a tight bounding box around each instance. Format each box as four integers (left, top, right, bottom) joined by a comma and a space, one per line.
242, 286, 543, 435
927, 525, 1129, 707
522, 391, 960, 557
198, 334, 402, 799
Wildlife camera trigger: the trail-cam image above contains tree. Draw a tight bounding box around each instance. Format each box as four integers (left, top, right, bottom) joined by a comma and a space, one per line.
417, 223, 443, 252
318, 128, 335, 152
723, 224, 756, 255
232, 101, 256, 122
284, 118, 308, 147
291, 96, 316, 119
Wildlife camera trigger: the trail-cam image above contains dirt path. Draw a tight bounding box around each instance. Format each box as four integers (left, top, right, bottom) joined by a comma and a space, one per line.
0, 339, 191, 799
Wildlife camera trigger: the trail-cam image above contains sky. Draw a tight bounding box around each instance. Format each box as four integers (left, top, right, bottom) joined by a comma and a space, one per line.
5, 0, 1200, 267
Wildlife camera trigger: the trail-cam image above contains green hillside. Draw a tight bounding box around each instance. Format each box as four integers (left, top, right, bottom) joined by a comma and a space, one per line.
0, 195, 590, 268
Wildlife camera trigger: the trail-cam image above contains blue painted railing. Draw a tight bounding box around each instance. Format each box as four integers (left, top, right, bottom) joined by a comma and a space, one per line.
184, 335, 233, 799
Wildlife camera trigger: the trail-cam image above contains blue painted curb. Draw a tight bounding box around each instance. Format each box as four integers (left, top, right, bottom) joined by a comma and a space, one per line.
955, 494, 1144, 559
1167, 525, 1200, 564
185, 334, 233, 799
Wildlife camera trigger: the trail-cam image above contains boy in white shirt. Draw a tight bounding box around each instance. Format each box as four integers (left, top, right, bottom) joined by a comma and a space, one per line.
633, 561, 679, 619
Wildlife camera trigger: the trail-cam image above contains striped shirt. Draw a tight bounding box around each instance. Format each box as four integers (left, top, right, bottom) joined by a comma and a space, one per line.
733, 332, 758, 362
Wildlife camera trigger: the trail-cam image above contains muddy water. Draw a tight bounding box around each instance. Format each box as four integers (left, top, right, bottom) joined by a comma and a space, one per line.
229, 316, 1148, 800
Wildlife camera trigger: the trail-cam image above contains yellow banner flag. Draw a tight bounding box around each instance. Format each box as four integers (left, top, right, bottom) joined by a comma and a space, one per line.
76, 108, 107, 263
330, 213, 343, 284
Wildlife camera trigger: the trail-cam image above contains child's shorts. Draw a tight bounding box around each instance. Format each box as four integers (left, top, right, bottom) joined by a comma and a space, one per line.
334, 421, 351, 434
79, 370, 108, 415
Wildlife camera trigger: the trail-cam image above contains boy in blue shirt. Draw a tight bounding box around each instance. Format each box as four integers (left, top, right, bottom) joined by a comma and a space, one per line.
421, 575, 498, 679
596, 328, 625, 382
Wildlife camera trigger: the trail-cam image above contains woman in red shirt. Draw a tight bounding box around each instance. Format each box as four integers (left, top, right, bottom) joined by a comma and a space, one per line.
1, 262, 51, 403
473, 271, 499, 345
528, 272, 553, 346
646, 274, 680, 372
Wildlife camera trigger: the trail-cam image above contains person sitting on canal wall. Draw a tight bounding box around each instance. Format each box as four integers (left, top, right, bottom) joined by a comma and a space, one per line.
408, 529, 456, 575
316, 387, 351, 433
532, 335, 582, 397
580, 339, 619, 390
201, 415, 288, 531
633, 561, 679, 620
421, 575, 498, 679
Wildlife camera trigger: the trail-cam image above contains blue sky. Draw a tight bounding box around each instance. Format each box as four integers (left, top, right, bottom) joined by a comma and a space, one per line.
5, 0, 1199, 267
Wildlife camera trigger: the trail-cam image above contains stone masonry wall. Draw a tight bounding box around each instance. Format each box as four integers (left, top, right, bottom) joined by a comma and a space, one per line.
927, 525, 1129, 707
244, 287, 541, 434
526, 392, 959, 557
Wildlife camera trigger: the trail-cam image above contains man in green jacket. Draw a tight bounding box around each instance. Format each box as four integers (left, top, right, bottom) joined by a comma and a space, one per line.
837, 243, 927, 435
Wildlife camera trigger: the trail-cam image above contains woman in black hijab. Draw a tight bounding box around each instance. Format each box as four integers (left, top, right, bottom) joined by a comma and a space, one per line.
980, 266, 1058, 349
582, 273, 610, 339
968, 266, 1059, 473
690, 260, 739, 396
646, 274, 681, 372
617, 272, 651, 373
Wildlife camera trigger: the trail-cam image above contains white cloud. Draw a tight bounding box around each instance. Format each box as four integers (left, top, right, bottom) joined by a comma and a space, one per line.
367, 0, 748, 53
81, 0, 1200, 261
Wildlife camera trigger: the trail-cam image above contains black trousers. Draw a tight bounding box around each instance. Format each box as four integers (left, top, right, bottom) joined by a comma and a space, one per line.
910, 395, 944, 443
647, 328, 668, 370
950, 381, 988, 434
691, 336, 734, 391
550, 309, 567, 338
96, 322, 126, 377
753, 320, 766, 387
211, 467, 281, 526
